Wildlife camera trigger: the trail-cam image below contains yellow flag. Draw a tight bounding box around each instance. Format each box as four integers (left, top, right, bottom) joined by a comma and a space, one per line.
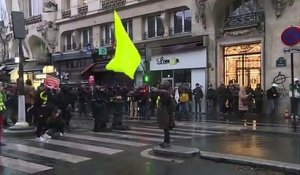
106, 11, 141, 79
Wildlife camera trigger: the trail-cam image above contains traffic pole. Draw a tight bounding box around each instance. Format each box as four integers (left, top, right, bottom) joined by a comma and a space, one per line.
290, 53, 297, 132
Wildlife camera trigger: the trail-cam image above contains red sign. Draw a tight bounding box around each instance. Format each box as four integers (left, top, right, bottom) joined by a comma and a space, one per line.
44, 75, 60, 90
88, 75, 95, 86
281, 26, 300, 46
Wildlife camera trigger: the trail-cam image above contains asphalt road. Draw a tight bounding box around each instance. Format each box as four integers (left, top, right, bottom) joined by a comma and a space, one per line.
0, 120, 297, 175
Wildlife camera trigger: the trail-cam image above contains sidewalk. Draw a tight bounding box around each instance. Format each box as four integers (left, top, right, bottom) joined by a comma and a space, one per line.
69, 111, 300, 135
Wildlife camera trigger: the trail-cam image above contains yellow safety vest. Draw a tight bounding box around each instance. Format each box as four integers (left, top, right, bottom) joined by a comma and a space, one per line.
0, 92, 6, 111
40, 91, 48, 105
156, 96, 160, 108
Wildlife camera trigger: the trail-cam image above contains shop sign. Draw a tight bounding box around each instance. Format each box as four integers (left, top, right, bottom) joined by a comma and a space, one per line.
43, 65, 55, 74
99, 47, 107, 56
35, 74, 46, 79
156, 57, 179, 65
276, 57, 286, 67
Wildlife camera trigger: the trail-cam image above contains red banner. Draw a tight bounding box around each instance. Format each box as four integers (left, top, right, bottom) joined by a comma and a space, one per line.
44, 75, 60, 90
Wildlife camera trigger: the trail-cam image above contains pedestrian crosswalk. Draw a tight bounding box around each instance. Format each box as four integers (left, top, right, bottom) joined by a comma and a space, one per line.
0, 124, 226, 174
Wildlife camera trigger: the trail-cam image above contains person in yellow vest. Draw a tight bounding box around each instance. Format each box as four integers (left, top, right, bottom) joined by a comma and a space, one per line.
0, 83, 7, 146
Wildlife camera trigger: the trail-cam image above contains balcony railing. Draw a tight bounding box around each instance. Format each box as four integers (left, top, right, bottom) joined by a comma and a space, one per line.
102, 0, 126, 9
63, 43, 77, 52
25, 14, 42, 25
169, 25, 191, 36
78, 5, 88, 16
62, 9, 71, 19
222, 11, 264, 31
101, 38, 115, 46
143, 30, 164, 40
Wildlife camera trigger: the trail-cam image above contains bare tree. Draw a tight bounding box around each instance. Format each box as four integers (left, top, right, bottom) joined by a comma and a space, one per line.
0, 2, 9, 62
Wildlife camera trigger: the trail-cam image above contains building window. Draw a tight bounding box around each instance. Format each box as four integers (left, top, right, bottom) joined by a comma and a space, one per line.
64, 0, 71, 10
102, 23, 114, 45
65, 32, 74, 51
79, 0, 88, 6
174, 9, 191, 34
146, 15, 164, 38
30, 0, 43, 16
227, 0, 260, 17
122, 20, 133, 39
82, 28, 93, 47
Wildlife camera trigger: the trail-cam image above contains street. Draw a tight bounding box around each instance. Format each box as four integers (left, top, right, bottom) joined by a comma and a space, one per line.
1, 118, 298, 175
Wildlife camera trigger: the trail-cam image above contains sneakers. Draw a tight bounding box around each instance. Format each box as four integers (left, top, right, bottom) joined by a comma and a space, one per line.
43, 133, 52, 139
159, 143, 170, 148
37, 136, 46, 142
59, 132, 65, 136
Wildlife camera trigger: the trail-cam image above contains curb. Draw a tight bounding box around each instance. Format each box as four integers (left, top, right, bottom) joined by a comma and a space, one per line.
241, 128, 300, 137
200, 151, 300, 173
153, 145, 200, 158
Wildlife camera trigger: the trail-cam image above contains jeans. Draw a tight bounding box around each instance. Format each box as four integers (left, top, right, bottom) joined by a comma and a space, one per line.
163, 129, 170, 144
268, 99, 277, 114
179, 102, 189, 120
195, 100, 202, 114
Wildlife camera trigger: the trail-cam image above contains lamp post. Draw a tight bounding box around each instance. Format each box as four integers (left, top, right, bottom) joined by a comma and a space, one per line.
3, 11, 35, 137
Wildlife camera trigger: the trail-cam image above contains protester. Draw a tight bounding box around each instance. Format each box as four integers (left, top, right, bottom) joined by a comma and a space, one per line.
152, 81, 176, 148
0, 83, 6, 146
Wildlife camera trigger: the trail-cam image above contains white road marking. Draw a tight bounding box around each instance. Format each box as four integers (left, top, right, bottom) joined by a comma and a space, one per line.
32, 139, 123, 155
140, 148, 184, 164
6, 143, 91, 163
66, 133, 148, 147
118, 130, 192, 139
90, 132, 166, 142
0, 155, 52, 174
143, 126, 226, 134
131, 127, 211, 136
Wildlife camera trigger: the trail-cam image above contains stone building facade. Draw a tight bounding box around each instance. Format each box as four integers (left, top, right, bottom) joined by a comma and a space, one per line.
5, 0, 300, 113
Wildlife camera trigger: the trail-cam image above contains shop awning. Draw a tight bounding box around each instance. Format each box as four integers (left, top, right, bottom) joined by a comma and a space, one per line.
0, 65, 6, 71
24, 61, 44, 72
52, 51, 92, 62
80, 62, 109, 75
80, 63, 96, 75
91, 63, 107, 73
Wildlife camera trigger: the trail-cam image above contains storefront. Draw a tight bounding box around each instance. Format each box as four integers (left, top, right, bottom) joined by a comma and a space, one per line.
150, 47, 207, 91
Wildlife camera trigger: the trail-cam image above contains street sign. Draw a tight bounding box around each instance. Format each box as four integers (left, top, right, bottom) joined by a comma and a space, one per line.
99, 47, 107, 56
86, 43, 92, 54
276, 57, 287, 67
281, 26, 300, 46
283, 46, 300, 54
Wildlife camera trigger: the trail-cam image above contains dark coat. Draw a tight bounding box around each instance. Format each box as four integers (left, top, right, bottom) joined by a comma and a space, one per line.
156, 91, 176, 130
93, 91, 109, 123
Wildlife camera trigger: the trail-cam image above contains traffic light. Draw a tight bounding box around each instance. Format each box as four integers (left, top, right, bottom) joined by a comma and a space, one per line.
143, 74, 150, 84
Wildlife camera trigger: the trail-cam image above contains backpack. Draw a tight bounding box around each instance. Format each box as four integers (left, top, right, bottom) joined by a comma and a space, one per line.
180, 93, 189, 103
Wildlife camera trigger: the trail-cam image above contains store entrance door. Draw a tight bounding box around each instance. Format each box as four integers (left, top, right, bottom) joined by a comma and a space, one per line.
162, 78, 174, 89
224, 43, 262, 87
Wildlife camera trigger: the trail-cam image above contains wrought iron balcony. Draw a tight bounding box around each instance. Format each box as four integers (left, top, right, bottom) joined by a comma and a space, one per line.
63, 43, 77, 52
169, 25, 191, 36
101, 38, 115, 46
222, 11, 264, 31
62, 9, 71, 19
25, 14, 42, 25
143, 30, 164, 40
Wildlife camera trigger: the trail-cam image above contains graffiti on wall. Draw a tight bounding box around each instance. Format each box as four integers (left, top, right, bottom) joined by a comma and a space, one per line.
272, 71, 289, 97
